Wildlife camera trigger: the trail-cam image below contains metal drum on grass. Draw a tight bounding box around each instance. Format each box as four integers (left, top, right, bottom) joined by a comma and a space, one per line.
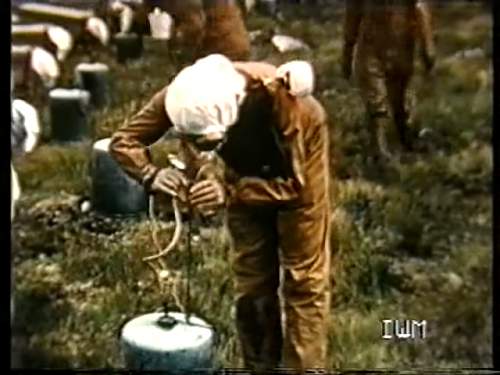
113, 32, 143, 63
75, 62, 111, 109
120, 312, 216, 374
91, 138, 148, 216
49, 88, 91, 143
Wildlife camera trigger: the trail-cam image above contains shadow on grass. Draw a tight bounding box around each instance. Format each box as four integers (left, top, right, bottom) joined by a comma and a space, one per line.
12, 292, 75, 369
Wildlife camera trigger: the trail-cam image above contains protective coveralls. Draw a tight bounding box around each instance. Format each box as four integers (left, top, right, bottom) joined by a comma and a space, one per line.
343, 0, 435, 159
109, 58, 332, 371
198, 0, 251, 61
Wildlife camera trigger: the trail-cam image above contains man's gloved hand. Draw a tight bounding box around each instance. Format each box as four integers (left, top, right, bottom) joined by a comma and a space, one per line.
188, 179, 226, 216
150, 167, 188, 201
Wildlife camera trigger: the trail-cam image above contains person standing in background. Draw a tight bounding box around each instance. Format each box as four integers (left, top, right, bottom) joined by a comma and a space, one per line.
342, 0, 436, 162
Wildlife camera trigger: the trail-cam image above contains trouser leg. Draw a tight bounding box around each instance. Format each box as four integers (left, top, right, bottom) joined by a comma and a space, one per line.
227, 206, 282, 371
355, 54, 397, 161
387, 72, 414, 151
278, 209, 331, 371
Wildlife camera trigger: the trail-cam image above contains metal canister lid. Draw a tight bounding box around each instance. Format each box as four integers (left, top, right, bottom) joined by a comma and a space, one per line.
93, 138, 111, 152
49, 88, 90, 103
121, 312, 213, 353
76, 62, 110, 73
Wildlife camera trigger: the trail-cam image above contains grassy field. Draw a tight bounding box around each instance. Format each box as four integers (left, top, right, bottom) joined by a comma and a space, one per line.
12, 1, 493, 369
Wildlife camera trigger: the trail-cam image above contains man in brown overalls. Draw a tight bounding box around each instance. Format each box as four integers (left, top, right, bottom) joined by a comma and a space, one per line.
342, 0, 436, 161
109, 54, 331, 372
106, 0, 250, 62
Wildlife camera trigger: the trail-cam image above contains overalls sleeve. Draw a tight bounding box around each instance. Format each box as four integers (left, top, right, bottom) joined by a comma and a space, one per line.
109, 86, 173, 191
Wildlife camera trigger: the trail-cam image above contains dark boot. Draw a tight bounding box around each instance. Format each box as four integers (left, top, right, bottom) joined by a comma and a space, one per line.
236, 294, 283, 372
371, 116, 400, 163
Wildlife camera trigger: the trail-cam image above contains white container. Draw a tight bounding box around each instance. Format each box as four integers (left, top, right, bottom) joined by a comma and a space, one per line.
120, 312, 216, 373
148, 8, 173, 40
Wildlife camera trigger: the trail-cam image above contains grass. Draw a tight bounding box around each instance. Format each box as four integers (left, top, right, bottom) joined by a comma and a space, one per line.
12, 1, 492, 370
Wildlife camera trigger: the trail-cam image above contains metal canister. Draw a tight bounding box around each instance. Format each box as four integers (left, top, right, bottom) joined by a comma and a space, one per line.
113, 32, 144, 63
91, 138, 148, 216
49, 88, 91, 143
120, 312, 216, 374
75, 62, 111, 109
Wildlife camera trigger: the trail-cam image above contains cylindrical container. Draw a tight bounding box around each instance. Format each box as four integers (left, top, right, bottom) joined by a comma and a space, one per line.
49, 88, 91, 143
120, 312, 216, 373
113, 32, 143, 63
91, 138, 148, 216
75, 62, 111, 109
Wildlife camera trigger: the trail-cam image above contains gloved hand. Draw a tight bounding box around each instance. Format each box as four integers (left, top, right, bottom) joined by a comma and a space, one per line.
188, 179, 226, 216
150, 167, 188, 201
276, 60, 315, 97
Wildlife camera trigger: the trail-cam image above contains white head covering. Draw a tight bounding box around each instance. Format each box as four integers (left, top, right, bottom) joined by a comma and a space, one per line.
12, 99, 41, 154
47, 25, 74, 62
276, 60, 314, 97
86, 17, 110, 46
30, 47, 60, 88
165, 54, 247, 136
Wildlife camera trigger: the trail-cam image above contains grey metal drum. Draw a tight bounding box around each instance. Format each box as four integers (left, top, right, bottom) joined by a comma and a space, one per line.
91, 138, 148, 216
49, 88, 91, 143
120, 312, 216, 373
113, 32, 143, 64
75, 62, 111, 109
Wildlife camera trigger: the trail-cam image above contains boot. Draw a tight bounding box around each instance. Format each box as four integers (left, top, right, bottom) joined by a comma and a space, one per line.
371, 116, 399, 163
236, 294, 283, 371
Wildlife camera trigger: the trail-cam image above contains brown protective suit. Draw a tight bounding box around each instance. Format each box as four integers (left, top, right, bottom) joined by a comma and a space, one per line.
343, 0, 435, 156
197, 0, 251, 61
105, 0, 250, 62
109, 61, 332, 372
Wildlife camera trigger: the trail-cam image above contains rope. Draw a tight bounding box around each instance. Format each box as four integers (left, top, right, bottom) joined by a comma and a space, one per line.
142, 156, 214, 322
185, 205, 193, 322
143, 194, 185, 314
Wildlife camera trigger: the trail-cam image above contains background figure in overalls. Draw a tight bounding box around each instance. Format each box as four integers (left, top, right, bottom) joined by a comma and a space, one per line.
342, 0, 436, 161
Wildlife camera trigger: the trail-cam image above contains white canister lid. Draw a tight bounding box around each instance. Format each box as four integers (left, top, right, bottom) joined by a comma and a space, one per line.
93, 138, 111, 152
49, 88, 91, 102
121, 312, 214, 353
76, 62, 110, 73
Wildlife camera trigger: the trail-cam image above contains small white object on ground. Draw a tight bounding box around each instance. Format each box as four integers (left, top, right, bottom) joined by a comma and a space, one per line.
271, 35, 310, 53
418, 128, 432, 139
80, 200, 92, 213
